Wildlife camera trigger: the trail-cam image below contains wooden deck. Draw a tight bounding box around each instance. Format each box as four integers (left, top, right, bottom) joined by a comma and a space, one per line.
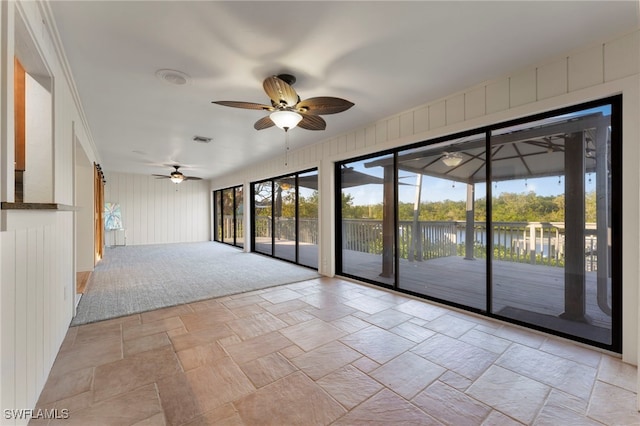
342, 250, 612, 344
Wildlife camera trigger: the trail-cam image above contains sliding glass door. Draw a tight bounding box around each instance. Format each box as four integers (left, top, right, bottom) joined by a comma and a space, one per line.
213, 184, 244, 248
335, 97, 620, 351
490, 105, 615, 345
252, 169, 318, 268
338, 155, 395, 287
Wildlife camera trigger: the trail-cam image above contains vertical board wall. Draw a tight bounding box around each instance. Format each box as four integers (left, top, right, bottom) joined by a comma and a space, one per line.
104, 172, 210, 246
1, 213, 74, 423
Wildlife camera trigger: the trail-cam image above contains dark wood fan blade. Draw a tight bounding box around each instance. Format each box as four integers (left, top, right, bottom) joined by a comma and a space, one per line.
212, 101, 273, 111
254, 115, 275, 130
296, 97, 354, 115
263, 76, 299, 107
152, 174, 170, 179
298, 114, 326, 131
183, 176, 202, 181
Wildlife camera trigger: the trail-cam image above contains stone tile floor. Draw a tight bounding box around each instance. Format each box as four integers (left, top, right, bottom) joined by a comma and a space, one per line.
32, 277, 638, 425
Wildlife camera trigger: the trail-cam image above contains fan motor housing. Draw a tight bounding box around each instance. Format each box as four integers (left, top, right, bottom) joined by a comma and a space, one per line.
277, 74, 296, 86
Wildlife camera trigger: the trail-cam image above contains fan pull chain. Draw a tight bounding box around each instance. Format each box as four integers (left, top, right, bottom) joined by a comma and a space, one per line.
284, 130, 290, 167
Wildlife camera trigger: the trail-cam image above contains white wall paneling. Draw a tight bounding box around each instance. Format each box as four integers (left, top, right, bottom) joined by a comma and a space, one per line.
104, 172, 210, 246
375, 121, 388, 145
445, 93, 465, 125
537, 58, 568, 101
568, 44, 604, 92
604, 31, 640, 82
399, 111, 414, 138
1, 212, 74, 425
413, 106, 429, 134
485, 78, 510, 115
509, 68, 537, 107
428, 100, 446, 129
464, 86, 486, 120
387, 116, 400, 141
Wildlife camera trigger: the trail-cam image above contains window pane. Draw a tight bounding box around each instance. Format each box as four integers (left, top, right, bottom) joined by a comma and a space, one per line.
397, 134, 487, 310
254, 181, 273, 255
339, 154, 395, 286
274, 176, 297, 262
490, 106, 612, 345
298, 171, 318, 268
235, 186, 244, 248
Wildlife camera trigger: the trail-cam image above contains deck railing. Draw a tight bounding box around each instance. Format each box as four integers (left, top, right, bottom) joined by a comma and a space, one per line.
343, 219, 598, 271
219, 217, 243, 242
240, 216, 598, 271
248, 216, 319, 245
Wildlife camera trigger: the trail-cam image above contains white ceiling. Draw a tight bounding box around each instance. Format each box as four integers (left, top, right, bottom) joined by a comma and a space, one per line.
49, 1, 638, 181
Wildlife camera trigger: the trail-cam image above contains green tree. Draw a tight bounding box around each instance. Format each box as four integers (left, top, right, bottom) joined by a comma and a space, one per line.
585, 191, 596, 223
340, 189, 598, 223
299, 191, 319, 218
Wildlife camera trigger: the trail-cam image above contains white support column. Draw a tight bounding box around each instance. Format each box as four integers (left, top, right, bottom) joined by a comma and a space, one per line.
318, 159, 334, 276
243, 180, 251, 253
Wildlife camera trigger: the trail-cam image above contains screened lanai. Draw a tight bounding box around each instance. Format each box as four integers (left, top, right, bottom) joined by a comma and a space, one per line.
338, 100, 619, 350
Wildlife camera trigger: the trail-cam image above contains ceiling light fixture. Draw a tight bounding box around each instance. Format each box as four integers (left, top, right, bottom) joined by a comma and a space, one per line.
270, 110, 302, 132
155, 69, 191, 86
442, 152, 463, 167
170, 170, 185, 184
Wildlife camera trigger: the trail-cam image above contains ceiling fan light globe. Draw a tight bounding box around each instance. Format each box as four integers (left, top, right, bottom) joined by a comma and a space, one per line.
170, 172, 185, 184
270, 110, 302, 131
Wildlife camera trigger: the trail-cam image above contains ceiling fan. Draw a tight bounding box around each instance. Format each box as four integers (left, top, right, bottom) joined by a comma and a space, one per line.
212, 74, 354, 132
152, 165, 202, 184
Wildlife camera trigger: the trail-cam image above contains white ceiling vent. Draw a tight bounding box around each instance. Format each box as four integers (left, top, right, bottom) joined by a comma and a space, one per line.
193, 135, 212, 143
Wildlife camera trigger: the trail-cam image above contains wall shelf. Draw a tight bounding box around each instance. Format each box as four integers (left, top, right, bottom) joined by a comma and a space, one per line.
1, 202, 76, 211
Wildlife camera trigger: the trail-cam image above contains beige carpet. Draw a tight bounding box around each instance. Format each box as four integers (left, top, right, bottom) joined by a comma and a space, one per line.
72, 242, 320, 325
